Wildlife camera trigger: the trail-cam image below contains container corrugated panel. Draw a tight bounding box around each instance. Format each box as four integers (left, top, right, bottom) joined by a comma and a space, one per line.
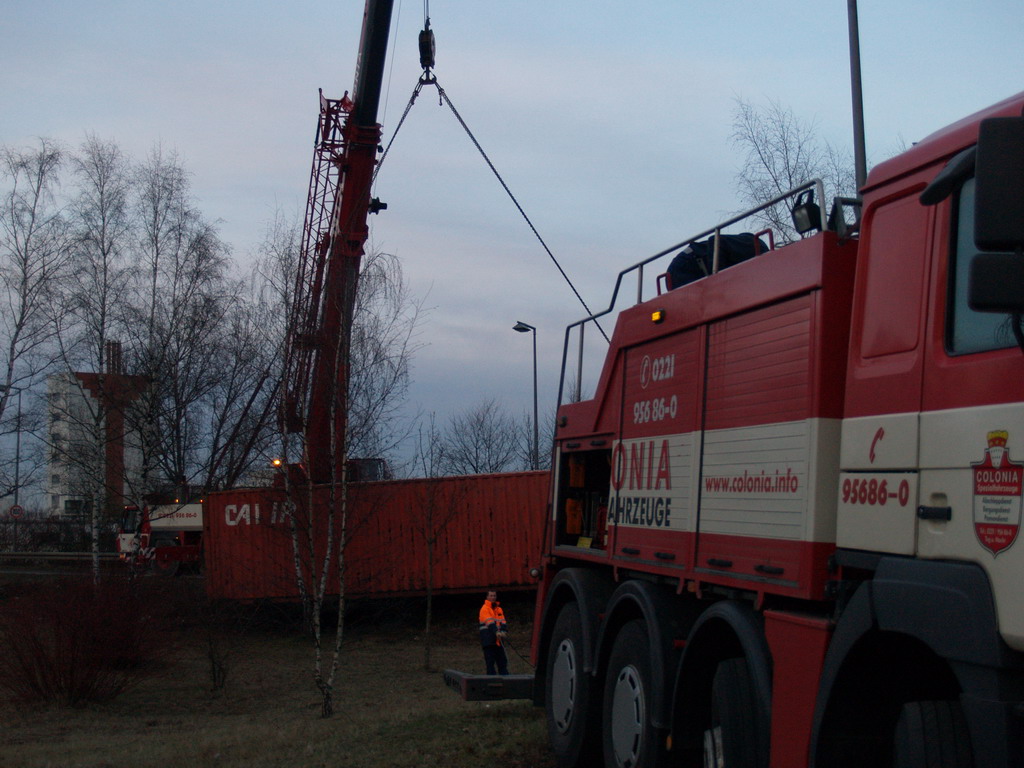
204, 471, 549, 601
203, 488, 295, 601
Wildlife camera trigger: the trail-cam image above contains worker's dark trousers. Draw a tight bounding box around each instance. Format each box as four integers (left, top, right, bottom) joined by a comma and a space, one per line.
483, 644, 509, 675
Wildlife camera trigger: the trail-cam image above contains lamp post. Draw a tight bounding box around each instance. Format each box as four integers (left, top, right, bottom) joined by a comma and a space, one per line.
512, 321, 539, 470
847, 0, 867, 189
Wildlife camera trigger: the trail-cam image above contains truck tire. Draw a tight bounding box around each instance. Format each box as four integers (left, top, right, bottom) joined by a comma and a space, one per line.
602, 619, 662, 768
546, 602, 600, 768
894, 700, 973, 768
704, 657, 766, 768
151, 539, 180, 577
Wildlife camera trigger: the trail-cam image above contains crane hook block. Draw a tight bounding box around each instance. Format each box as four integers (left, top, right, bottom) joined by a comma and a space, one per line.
419, 27, 436, 71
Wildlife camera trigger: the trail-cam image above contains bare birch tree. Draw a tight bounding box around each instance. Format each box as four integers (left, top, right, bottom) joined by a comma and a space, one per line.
56, 135, 135, 581
346, 249, 422, 459
266, 210, 422, 715
0, 139, 329, 551
0, 139, 69, 502
731, 97, 856, 243
197, 280, 281, 490
280, 288, 352, 719
126, 145, 237, 495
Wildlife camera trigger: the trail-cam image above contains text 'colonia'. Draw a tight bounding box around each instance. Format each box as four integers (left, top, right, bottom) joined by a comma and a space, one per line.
612, 439, 673, 491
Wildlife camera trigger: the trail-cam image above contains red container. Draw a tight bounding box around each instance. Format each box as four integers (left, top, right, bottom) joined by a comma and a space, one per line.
203, 471, 549, 601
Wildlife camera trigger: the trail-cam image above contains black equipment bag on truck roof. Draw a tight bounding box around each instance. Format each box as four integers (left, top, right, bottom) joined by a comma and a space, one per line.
667, 233, 768, 288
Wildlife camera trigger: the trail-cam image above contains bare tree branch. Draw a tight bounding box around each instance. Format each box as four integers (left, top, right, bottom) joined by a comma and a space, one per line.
731, 97, 856, 243
438, 399, 523, 476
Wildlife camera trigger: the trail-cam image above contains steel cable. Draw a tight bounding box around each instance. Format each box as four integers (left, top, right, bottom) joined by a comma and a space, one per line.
374, 73, 609, 341
501, 635, 535, 671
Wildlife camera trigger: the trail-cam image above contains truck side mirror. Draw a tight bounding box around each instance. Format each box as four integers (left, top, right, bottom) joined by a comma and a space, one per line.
971, 117, 1024, 322
970, 253, 1024, 313
974, 117, 1024, 252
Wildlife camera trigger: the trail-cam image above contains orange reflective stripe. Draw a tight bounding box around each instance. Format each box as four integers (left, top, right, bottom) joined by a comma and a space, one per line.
480, 602, 500, 624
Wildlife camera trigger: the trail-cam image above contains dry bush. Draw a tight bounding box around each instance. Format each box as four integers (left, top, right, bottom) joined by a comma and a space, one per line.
0, 590, 554, 767
0, 577, 170, 707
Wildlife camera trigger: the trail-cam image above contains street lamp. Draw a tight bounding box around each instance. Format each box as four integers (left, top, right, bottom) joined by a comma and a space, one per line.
512, 321, 539, 470
846, 0, 867, 189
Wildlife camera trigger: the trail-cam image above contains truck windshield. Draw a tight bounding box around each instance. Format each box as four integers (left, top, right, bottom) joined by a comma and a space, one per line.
949, 178, 1016, 354
120, 511, 140, 533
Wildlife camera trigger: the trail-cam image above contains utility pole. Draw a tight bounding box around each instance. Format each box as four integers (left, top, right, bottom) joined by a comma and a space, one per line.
847, 0, 868, 189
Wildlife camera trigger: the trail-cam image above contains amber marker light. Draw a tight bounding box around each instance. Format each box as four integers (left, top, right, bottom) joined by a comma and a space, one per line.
651, 308, 666, 324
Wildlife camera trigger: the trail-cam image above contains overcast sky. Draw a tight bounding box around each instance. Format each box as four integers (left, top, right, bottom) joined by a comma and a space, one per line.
5, 1, 1023, 465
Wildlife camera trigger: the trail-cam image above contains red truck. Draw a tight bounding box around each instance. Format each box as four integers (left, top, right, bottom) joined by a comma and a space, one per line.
117, 500, 203, 576
524, 98, 1024, 768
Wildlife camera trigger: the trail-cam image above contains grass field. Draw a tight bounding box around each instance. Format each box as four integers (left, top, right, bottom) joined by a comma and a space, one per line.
0, 579, 555, 768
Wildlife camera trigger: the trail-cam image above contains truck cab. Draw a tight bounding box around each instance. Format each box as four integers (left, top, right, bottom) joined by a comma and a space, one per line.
117, 499, 204, 576
532, 94, 1024, 768
840, 94, 1024, 649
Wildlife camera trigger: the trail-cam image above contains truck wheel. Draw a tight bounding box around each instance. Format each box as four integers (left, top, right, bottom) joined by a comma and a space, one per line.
151, 540, 180, 577
894, 700, 973, 768
704, 657, 766, 768
602, 619, 661, 768
151, 558, 180, 577
546, 602, 599, 768
704, 655, 770, 768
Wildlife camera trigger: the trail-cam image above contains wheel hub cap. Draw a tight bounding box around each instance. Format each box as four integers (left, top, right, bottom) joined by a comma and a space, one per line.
551, 638, 577, 734
610, 663, 644, 767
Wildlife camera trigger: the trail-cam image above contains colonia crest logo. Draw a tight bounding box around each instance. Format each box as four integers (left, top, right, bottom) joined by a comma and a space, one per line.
972, 430, 1023, 557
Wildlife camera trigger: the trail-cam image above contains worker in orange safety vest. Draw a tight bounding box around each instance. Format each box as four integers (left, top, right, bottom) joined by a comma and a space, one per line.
479, 589, 509, 675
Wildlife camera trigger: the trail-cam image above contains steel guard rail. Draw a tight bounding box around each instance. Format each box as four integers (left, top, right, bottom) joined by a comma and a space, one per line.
557, 179, 836, 407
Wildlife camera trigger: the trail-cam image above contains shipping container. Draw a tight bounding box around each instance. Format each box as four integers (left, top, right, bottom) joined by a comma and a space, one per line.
204, 471, 548, 601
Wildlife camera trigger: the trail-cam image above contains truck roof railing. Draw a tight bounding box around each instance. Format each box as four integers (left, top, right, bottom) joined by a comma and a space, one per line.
558, 179, 861, 407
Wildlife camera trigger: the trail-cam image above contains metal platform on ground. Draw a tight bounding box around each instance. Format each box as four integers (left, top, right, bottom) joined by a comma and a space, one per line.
442, 669, 534, 701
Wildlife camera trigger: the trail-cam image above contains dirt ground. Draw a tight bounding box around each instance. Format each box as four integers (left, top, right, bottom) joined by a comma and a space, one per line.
0, 580, 555, 768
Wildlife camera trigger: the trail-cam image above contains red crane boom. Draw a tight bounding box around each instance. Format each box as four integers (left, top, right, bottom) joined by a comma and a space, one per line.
282, 0, 394, 483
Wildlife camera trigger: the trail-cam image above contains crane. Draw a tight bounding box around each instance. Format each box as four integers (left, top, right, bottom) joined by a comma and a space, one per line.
282, 0, 395, 484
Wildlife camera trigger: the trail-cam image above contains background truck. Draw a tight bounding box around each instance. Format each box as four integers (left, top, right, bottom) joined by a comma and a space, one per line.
118, 500, 203, 576
527, 98, 1024, 768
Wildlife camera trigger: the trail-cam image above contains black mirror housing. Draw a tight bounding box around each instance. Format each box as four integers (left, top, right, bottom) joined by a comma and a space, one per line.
969, 252, 1024, 313
974, 117, 1024, 252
